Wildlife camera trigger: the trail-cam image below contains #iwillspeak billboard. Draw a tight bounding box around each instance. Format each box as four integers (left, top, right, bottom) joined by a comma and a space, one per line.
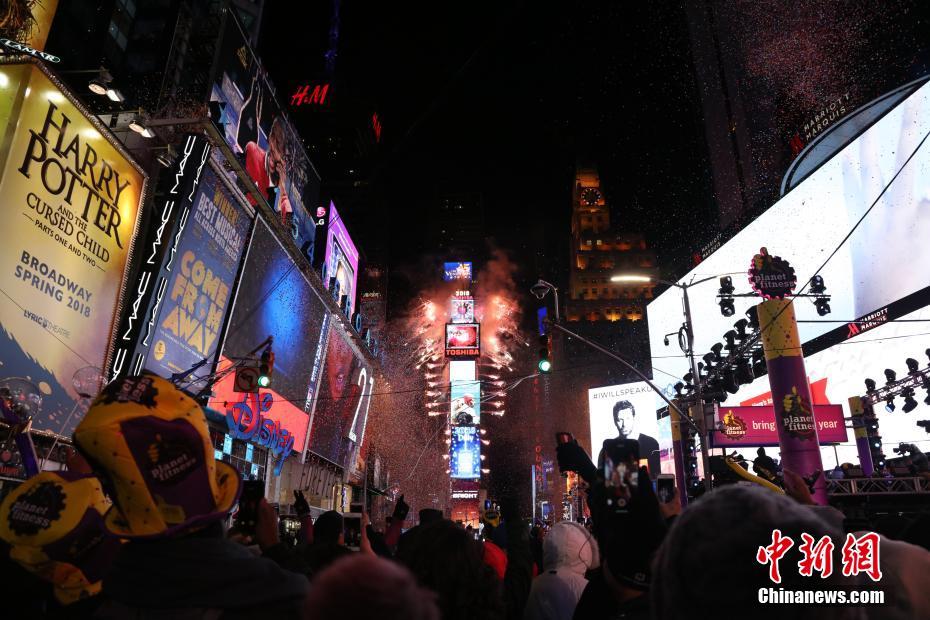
0, 63, 144, 437
445, 323, 480, 358
322, 202, 359, 317
307, 325, 374, 470
588, 382, 661, 475
144, 163, 252, 382
216, 218, 330, 453
450, 425, 481, 479
209, 12, 320, 263
449, 360, 480, 424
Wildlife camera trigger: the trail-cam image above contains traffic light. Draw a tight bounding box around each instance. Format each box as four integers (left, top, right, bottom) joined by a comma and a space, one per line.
259, 346, 275, 387
809, 276, 831, 315
538, 333, 552, 373
718, 276, 735, 317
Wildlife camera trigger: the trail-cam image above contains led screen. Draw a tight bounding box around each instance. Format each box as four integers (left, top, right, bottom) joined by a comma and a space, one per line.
445, 323, 480, 358
322, 202, 360, 317
450, 297, 475, 324
449, 360, 480, 424
216, 218, 330, 453
647, 78, 930, 466
712, 405, 847, 447
443, 262, 473, 282
450, 425, 481, 479
209, 13, 320, 263
589, 383, 661, 475
144, 164, 251, 382
307, 325, 374, 469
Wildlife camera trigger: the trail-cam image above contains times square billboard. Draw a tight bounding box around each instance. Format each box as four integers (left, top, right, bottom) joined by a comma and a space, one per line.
0, 62, 145, 437
208, 11, 321, 265
321, 201, 360, 317
647, 77, 930, 466
216, 218, 330, 456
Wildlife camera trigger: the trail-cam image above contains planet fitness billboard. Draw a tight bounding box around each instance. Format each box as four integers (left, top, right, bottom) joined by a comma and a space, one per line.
0, 62, 145, 436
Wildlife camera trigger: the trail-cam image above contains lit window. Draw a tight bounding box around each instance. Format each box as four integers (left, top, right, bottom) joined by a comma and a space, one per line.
596, 239, 602, 245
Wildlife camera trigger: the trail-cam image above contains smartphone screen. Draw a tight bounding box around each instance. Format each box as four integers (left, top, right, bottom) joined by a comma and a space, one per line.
656, 475, 675, 503
343, 514, 362, 550
234, 480, 265, 535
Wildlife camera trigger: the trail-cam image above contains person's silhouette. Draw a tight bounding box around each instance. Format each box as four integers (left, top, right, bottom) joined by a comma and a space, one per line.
612, 400, 659, 476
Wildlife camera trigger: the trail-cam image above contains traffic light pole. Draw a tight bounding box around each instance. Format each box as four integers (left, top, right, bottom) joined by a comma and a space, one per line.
545, 321, 704, 443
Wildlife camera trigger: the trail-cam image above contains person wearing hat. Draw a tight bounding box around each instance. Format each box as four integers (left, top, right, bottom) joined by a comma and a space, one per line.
0, 469, 122, 617
72, 373, 309, 618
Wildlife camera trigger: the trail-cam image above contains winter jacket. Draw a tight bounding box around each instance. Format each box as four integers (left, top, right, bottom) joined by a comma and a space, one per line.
524, 522, 599, 620
95, 525, 309, 619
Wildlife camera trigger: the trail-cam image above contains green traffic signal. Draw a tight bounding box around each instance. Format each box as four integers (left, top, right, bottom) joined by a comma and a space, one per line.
258, 374, 271, 388
538, 359, 552, 373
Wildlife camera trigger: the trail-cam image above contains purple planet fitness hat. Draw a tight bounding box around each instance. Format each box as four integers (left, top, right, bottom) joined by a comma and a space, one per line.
0, 471, 121, 604
73, 373, 242, 539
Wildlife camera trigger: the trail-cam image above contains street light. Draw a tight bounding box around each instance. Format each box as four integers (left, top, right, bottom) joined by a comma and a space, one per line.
609, 274, 652, 283
531, 279, 560, 322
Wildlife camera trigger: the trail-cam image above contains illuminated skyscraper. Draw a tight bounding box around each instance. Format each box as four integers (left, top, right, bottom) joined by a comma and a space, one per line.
566, 167, 658, 323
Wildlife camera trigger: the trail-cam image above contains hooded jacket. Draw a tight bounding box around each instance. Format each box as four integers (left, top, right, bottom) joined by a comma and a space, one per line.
95, 525, 309, 619
524, 523, 599, 620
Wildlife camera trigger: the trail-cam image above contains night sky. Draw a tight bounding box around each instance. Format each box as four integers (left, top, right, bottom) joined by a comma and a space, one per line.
260, 1, 715, 304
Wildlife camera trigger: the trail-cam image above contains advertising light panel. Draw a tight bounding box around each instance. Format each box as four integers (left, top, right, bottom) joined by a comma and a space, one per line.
450, 296, 475, 324
450, 360, 480, 424
450, 425, 481, 479
647, 78, 930, 466
144, 162, 251, 382
443, 262, 473, 282
445, 323, 480, 358
713, 404, 847, 447
0, 63, 145, 437
217, 218, 330, 453
322, 202, 360, 316
588, 383, 661, 474
209, 13, 320, 263
307, 325, 374, 469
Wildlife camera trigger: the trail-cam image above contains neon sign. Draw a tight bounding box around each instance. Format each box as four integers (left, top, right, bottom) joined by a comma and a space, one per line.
371, 113, 382, 142
225, 391, 295, 475
290, 83, 330, 107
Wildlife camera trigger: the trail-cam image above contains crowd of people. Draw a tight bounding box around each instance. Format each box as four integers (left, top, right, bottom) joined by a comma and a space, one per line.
2, 374, 930, 619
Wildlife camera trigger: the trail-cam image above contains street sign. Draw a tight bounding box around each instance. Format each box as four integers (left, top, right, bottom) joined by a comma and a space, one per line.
234, 366, 261, 393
